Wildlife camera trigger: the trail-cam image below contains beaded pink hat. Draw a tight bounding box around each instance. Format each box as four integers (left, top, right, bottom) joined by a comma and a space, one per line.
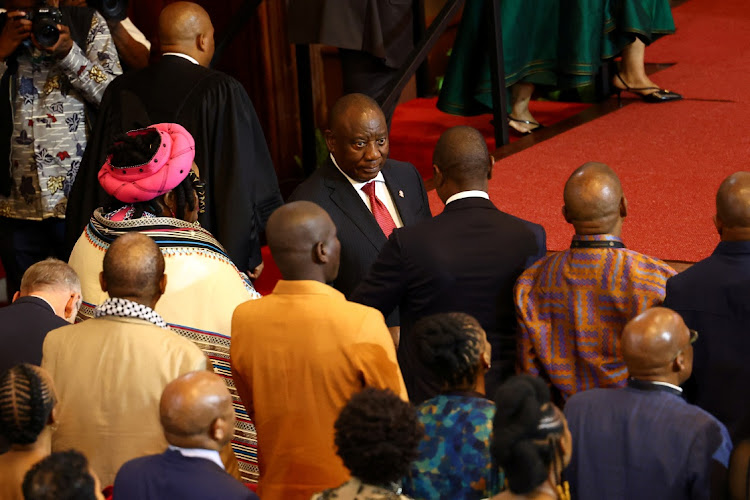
98, 122, 195, 203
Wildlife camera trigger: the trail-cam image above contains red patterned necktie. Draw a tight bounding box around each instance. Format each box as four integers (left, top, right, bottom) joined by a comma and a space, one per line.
361, 181, 397, 238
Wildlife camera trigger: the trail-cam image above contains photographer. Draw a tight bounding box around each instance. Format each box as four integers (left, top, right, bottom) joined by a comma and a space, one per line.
61, 0, 149, 70
0, 0, 121, 297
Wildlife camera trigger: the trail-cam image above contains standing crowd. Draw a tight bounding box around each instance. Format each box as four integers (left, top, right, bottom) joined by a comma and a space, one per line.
0, 1, 746, 500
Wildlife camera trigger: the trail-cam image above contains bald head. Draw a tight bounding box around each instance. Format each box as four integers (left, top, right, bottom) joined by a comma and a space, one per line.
159, 2, 214, 66
160, 371, 234, 451
716, 172, 750, 235
432, 126, 492, 200
563, 162, 625, 235
621, 307, 693, 384
328, 93, 383, 131
101, 233, 165, 306
266, 201, 340, 282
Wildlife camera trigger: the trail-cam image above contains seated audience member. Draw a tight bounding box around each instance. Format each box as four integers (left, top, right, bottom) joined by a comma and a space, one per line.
42, 233, 209, 486
515, 162, 675, 401
729, 441, 750, 500
289, 93, 431, 327
0, 259, 80, 374
22, 450, 104, 500
0, 364, 58, 500
403, 313, 500, 500
231, 201, 407, 500
313, 388, 422, 500
113, 371, 257, 499
352, 126, 545, 401
564, 307, 732, 500
664, 171, 750, 442
68, 123, 260, 480
490, 375, 573, 500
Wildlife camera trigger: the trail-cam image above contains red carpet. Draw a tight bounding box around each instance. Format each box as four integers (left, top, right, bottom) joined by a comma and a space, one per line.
421, 0, 750, 263
389, 98, 590, 179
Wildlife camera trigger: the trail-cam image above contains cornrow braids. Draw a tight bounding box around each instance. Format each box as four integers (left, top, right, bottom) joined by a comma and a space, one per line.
0, 364, 56, 445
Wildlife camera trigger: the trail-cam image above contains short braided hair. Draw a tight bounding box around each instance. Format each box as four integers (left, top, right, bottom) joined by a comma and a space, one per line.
105, 129, 197, 220
334, 388, 422, 485
414, 312, 486, 389
0, 364, 56, 445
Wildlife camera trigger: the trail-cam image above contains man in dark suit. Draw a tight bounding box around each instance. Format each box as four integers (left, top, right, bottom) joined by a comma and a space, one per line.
565, 307, 732, 500
664, 171, 750, 443
113, 370, 257, 500
351, 126, 546, 402
287, 0, 414, 122
289, 94, 431, 327
65, 2, 282, 279
0, 258, 80, 375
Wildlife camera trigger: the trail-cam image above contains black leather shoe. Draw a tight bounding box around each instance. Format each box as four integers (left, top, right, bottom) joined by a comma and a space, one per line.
614, 73, 683, 107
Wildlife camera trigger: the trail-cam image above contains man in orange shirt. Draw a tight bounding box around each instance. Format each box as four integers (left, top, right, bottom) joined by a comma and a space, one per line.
231, 201, 407, 500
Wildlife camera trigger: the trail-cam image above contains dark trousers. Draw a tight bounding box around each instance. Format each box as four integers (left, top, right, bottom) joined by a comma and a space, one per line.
0, 217, 66, 296
339, 49, 399, 126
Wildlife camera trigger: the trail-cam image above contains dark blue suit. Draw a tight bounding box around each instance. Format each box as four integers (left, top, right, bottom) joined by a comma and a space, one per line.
565, 382, 732, 500
113, 449, 257, 500
0, 296, 67, 375
289, 157, 431, 326
663, 240, 750, 443
350, 196, 546, 403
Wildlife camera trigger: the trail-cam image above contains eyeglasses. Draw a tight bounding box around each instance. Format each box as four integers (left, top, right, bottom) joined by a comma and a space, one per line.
672, 329, 699, 361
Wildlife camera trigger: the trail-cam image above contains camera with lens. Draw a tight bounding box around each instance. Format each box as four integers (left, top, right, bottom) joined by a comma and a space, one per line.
22, 7, 64, 49
86, 0, 129, 22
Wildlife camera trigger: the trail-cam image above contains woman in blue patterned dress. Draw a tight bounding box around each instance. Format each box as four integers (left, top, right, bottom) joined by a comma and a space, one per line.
402, 312, 500, 500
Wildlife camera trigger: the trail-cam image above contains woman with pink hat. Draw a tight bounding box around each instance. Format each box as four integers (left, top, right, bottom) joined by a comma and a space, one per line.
67, 123, 261, 484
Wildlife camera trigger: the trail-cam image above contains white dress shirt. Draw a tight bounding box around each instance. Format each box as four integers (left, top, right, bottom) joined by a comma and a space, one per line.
445, 190, 490, 205
330, 154, 404, 228
168, 445, 225, 470
162, 52, 200, 66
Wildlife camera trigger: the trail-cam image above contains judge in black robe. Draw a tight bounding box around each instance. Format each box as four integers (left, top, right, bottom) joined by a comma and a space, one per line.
65, 54, 283, 273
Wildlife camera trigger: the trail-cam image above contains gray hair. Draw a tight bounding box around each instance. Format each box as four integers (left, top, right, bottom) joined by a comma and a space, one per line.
19, 259, 81, 295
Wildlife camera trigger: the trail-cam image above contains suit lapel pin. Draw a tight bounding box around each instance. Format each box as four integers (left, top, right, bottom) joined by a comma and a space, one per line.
398, 190, 404, 198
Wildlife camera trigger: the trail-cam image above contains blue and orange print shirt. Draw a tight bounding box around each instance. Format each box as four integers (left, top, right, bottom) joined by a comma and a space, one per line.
514, 234, 676, 400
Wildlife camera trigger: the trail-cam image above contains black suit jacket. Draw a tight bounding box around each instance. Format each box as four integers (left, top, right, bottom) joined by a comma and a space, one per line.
0, 296, 68, 375
65, 55, 283, 270
288, 158, 431, 325
663, 240, 750, 442
287, 0, 414, 69
113, 449, 257, 500
351, 196, 546, 403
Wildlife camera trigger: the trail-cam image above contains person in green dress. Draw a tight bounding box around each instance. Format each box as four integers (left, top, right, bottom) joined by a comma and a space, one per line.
438, 0, 682, 134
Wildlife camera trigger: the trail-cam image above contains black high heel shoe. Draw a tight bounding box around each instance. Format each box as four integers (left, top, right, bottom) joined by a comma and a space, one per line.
508, 116, 545, 135
614, 73, 682, 107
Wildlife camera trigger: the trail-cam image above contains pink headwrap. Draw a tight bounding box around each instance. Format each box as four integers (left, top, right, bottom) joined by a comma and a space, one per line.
98, 123, 196, 204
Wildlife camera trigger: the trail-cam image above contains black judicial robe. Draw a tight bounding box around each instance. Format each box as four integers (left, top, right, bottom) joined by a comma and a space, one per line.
64, 55, 283, 271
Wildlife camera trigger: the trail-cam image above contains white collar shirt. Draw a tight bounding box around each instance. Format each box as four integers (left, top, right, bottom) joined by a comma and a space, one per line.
168, 445, 225, 470
445, 190, 490, 205
162, 52, 200, 66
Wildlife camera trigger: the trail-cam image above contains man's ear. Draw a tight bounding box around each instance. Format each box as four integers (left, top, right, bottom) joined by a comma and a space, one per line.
562, 205, 571, 223
620, 196, 628, 218
673, 351, 686, 373
209, 417, 226, 442
11, 291, 20, 303
324, 129, 335, 154
314, 241, 329, 265
433, 164, 443, 187
197, 33, 207, 52
163, 191, 177, 217
488, 156, 495, 180
159, 274, 168, 295
63, 292, 80, 322
49, 405, 59, 426
99, 272, 107, 293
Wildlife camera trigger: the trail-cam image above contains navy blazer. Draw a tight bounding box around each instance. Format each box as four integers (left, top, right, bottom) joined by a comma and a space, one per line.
113, 449, 257, 500
350, 196, 546, 403
565, 383, 732, 500
0, 296, 67, 374
664, 240, 750, 442
289, 157, 431, 325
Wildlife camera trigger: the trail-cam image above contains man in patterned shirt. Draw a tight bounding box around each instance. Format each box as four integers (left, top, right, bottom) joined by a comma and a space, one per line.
0, 0, 120, 296
514, 162, 675, 402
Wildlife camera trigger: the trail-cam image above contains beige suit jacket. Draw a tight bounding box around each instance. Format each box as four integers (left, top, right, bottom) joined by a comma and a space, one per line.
231, 280, 407, 500
42, 315, 207, 486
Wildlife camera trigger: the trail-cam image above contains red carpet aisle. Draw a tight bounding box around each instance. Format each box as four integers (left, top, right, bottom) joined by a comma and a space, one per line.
389, 98, 590, 179
424, 0, 750, 263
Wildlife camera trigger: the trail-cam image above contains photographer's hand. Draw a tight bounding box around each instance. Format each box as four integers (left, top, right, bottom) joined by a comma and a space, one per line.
0, 12, 32, 62
37, 24, 73, 58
